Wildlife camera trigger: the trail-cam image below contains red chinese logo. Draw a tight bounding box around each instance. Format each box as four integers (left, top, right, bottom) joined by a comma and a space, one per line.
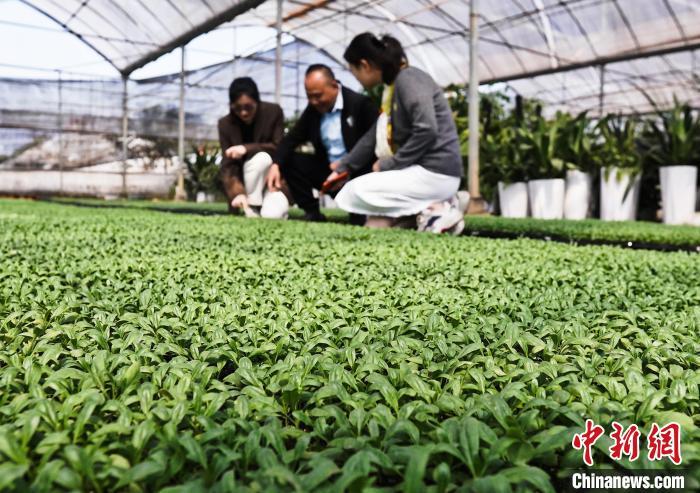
572, 419, 605, 466
609, 422, 641, 461
573, 420, 682, 466
648, 422, 682, 465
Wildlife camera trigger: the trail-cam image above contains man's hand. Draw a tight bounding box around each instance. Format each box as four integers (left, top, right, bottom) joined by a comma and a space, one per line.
225, 145, 247, 160
372, 160, 381, 172
266, 163, 282, 191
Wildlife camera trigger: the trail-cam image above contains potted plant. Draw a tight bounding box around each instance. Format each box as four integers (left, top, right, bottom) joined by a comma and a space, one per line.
595, 115, 642, 221
185, 144, 221, 202
451, 88, 513, 210
482, 125, 530, 217
645, 101, 699, 225
519, 114, 566, 219
560, 112, 596, 220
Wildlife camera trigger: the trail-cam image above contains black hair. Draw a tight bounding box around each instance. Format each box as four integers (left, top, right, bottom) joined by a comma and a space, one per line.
343, 33, 406, 84
228, 77, 260, 103
305, 64, 336, 81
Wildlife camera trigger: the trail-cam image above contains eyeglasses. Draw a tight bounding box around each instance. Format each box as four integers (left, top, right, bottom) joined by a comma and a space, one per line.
232, 103, 256, 114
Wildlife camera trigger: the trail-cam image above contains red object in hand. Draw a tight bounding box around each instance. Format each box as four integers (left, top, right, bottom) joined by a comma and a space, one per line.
321, 171, 349, 194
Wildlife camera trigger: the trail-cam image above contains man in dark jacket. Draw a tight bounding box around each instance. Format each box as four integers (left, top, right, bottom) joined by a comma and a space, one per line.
266, 64, 377, 222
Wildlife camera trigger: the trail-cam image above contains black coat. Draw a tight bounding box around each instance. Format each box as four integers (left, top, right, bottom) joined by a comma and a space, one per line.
275, 86, 378, 169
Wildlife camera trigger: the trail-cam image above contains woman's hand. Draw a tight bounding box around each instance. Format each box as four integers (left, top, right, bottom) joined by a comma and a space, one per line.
232, 194, 260, 218
372, 160, 381, 172
225, 145, 247, 160
231, 194, 248, 209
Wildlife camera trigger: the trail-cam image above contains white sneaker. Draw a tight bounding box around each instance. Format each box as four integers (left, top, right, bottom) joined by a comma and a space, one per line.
417, 199, 464, 235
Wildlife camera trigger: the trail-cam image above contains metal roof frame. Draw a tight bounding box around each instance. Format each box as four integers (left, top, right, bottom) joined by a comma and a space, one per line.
20, 0, 267, 76
121, 0, 267, 75
7, 0, 700, 120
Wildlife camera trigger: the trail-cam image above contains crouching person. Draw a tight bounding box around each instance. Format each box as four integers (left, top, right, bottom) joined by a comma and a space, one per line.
265, 64, 378, 223
218, 77, 290, 219
332, 33, 467, 233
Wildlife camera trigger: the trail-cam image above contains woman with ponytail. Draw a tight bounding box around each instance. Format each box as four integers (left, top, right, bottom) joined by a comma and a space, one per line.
331, 33, 467, 233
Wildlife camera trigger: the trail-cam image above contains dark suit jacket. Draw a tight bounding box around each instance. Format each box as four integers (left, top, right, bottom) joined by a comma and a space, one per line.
275, 86, 378, 171
218, 101, 284, 169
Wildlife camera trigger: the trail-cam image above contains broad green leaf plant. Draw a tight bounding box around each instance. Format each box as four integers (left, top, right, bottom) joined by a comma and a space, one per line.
644, 100, 700, 168
0, 199, 698, 492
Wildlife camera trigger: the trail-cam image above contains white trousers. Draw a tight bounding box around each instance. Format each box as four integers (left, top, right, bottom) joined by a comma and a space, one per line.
243, 152, 289, 219
335, 165, 460, 218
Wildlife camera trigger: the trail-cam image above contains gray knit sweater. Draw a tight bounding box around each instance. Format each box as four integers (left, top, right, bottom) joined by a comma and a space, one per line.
338, 66, 462, 177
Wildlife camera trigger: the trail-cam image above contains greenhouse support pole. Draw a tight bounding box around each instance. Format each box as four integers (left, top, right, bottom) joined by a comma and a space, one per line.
232, 26, 237, 78
121, 75, 128, 198
598, 64, 605, 117
175, 46, 187, 201
57, 70, 63, 194
275, 0, 283, 104
467, 0, 486, 213
295, 40, 300, 116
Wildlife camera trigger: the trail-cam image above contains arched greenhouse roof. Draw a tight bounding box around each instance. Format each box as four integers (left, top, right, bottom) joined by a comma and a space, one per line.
14, 0, 700, 116
20, 0, 267, 76
21, 1, 700, 79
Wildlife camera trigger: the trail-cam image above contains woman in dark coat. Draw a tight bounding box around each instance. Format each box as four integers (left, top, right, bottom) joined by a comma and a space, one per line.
218, 77, 289, 218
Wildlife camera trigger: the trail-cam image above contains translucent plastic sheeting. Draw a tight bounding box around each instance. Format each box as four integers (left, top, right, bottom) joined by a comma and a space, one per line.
0, 43, 696, 148
509, 49, 700, 117
0, 40, 355, 142
21, 1, 700, 84
228, 0, 700, 87
20, 0, 266, 75
8, 0, 700, 126
136, 39, 359, 122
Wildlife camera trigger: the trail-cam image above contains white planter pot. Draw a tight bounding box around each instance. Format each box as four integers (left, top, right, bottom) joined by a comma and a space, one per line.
564, 170, 592, 220
659, 165, 698, 225
498, 181, 528, 218
528, 179, 565, 219
600, 167, 641, 221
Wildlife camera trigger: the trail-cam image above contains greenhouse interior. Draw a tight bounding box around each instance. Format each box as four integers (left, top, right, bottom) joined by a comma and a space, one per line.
0, 0, 699, 491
